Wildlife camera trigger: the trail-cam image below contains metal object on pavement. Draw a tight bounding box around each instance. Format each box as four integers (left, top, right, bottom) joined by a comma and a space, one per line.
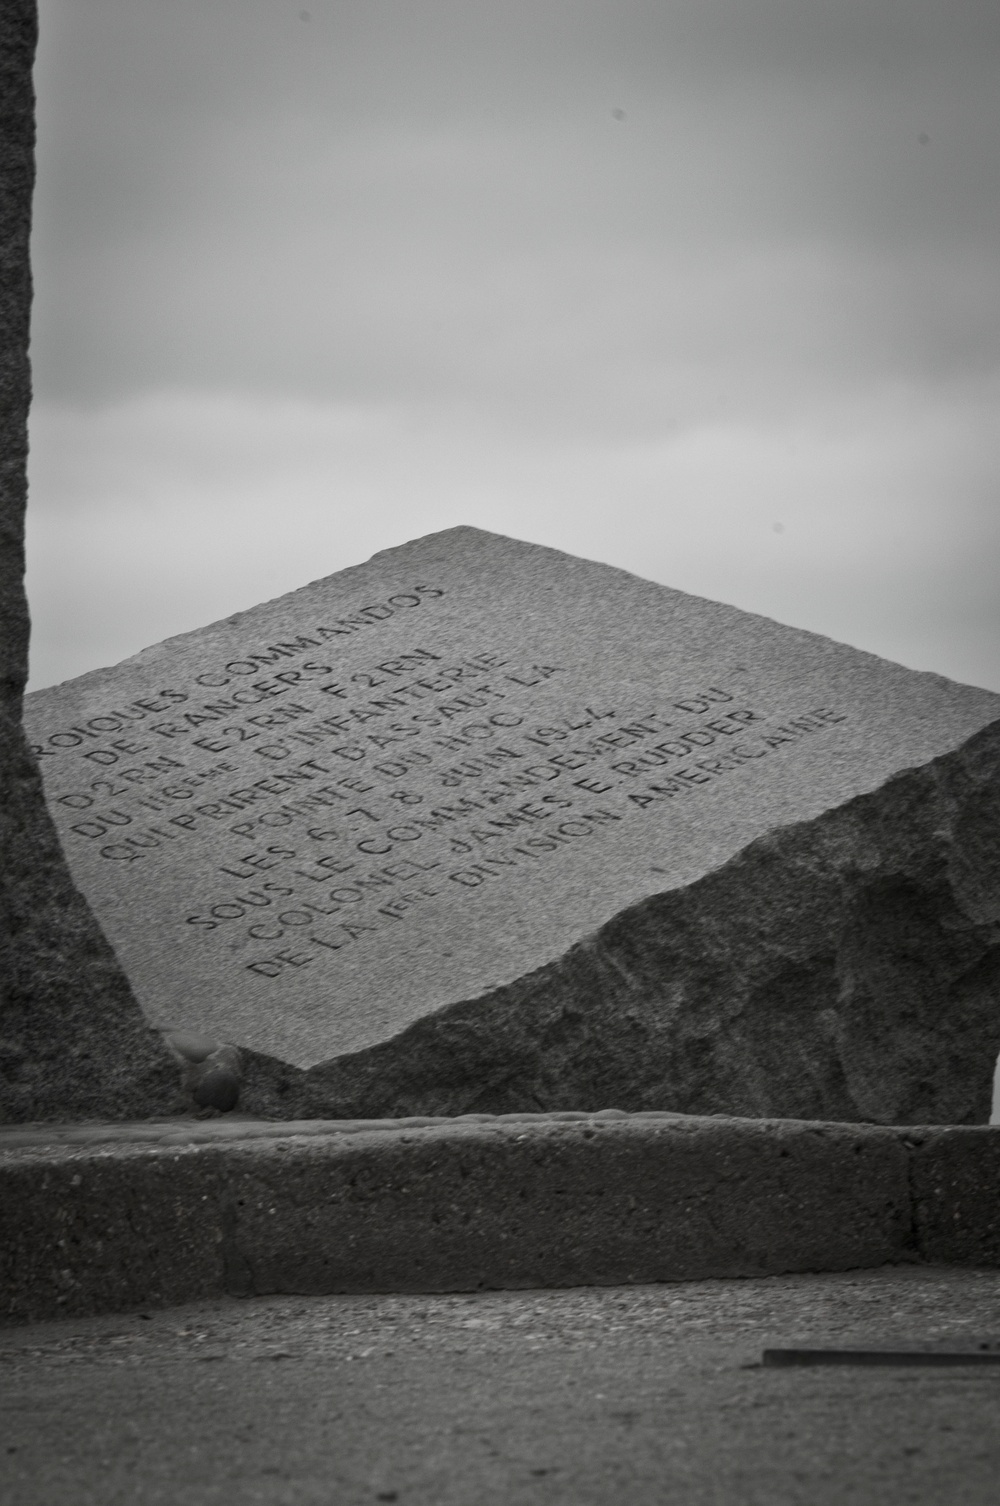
763, 1344, 1000, 1367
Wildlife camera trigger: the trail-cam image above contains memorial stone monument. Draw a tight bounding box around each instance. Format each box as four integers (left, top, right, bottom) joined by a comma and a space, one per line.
24, 527, 1000, 1125
5, 0, 998, 1128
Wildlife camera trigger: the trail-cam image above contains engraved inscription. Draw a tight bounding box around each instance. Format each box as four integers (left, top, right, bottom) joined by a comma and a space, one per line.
32, 631, 848, 988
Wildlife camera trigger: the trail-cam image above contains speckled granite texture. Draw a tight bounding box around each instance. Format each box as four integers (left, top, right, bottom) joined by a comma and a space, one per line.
0, 1113, 922, 1321
2, 1112, 999, 1324
0, 3, 180, 1124
259, 717, 1000, 1125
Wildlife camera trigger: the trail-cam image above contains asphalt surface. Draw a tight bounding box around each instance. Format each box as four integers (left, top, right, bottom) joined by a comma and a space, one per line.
2, 1266, 999, 1505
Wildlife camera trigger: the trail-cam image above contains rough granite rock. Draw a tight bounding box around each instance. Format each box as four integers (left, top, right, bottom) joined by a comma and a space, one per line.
237, 717, 1000, 1125
0, 3, 181, 1123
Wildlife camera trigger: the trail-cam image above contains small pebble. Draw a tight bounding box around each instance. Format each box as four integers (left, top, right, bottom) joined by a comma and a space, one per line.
160, 1033, 243, 1111
190, 1062, 241, 1112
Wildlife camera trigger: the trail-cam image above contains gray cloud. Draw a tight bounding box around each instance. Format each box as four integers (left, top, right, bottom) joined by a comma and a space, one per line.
33, 0, 1000, 409
26, 0, 1000, 694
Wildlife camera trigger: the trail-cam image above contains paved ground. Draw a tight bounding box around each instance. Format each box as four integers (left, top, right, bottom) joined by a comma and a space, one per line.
2, 1265, 999, 1505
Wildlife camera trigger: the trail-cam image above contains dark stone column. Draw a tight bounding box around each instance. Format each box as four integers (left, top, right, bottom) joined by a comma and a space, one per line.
0, 1, 179, 1121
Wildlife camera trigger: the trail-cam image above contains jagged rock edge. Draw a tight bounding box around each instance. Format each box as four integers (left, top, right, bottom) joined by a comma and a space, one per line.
239, 718, 1000, 1125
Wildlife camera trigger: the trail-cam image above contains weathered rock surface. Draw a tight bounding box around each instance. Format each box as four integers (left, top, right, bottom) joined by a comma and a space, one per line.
237, 716, 1000, 1125
0, 3, 180, 1123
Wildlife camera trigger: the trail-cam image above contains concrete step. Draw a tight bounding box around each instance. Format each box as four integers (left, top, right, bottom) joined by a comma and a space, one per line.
2, 1111, 998, 1325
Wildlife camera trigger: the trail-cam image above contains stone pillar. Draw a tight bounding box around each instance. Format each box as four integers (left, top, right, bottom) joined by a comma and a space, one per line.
0, 1, 179, 1121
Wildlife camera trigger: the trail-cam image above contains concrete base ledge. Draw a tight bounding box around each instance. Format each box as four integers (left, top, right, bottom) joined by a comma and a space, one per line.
2, 1112, 998, 1325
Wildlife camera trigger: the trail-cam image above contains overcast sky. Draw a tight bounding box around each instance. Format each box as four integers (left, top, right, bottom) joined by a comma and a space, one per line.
25, 0, 1000, 692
